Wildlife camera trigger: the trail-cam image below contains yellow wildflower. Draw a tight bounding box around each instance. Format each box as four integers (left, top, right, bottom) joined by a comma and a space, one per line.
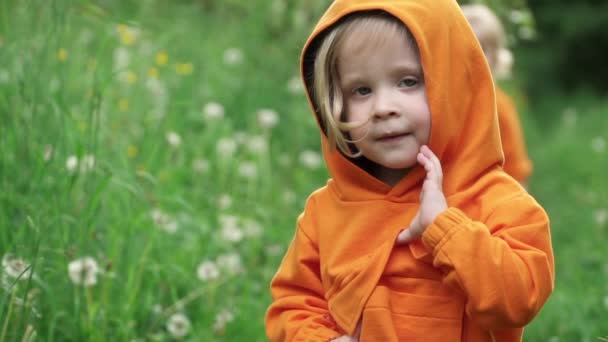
156, 51, 169, 66
118, 98, 129, 112
175, 63, 194, 76
57, 48, 68, 62
147, 67, 159, 79
127, 145, 138, 158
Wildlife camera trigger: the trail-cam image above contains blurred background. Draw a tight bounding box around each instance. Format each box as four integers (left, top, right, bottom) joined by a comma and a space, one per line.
0, 0, 606, 340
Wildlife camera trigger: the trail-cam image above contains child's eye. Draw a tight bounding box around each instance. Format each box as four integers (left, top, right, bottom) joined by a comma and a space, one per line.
353, 86, 371, 96
399, 78, 418, 87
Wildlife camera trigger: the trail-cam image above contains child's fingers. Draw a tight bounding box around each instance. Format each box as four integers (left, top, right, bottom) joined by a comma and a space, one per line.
420, 145, 443, 183
418, 151, 439, 184
395, 228, 416, 245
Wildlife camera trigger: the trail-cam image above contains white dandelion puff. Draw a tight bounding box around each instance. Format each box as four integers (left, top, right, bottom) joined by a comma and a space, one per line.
282, 190, 296, 204
221, 225, 244, 243
166, 131, 182, 147
265, 244, 283, 257
238, 161, 257, 179
591, 137, 606, 153
213, 309, 235, 335
562, 108, 577, 126
223, 48, 244, 65
299, 150, 322, 169
166, 313, 191, 339
247, 135, 268, 154
595, 208, 607, 226
113, 46, 130, 71
216, 253, 242, 275
151, 209, 179, 234
217, 194, 232, 210
257, 108, 279, 129
216, 138, 237, 158
66, 155, 79, 172
203, 101, 225, 121
0, 69, 9, 84
2, 254, 32, 279
287, 76, 304, 94
192, 158, 210, 173
242, 219, 262, 238
80, 154, 96, 172
43, 145, 53, 161
197, 260, 220, 282
68, 257, 101, 287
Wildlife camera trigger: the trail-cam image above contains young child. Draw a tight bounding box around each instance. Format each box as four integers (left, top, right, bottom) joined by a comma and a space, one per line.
462, 4, 533, 185
266, 1, 554, 341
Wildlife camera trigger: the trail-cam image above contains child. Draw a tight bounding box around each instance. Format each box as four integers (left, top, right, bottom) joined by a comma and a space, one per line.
462, 4, 533, 185
266, 0, 554, 341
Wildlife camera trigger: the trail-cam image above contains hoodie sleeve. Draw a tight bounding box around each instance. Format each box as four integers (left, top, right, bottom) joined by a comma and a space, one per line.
265, 215, 342, 342
420, 191, 554, 330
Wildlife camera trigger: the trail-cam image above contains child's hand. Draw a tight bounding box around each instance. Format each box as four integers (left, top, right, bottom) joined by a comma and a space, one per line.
331, 336, 358, 342
396, 145, 447, 244
331, 321, 361, 342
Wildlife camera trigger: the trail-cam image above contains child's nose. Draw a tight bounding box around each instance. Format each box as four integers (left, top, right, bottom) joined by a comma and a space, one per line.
373, 91, 399, 119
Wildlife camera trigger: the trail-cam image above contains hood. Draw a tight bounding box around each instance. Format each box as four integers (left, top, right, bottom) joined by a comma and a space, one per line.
300, 0, 503, 202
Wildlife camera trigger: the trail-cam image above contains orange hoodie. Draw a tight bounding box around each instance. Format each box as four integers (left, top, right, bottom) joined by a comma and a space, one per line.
266, 1, 554, 341
495, 87, 533, 183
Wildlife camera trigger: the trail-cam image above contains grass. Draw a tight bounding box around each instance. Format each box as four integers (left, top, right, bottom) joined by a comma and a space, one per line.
0, 0, 606, 341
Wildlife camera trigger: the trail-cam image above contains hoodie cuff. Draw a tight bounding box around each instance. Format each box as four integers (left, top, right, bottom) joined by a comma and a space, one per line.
421, 207, 470, 252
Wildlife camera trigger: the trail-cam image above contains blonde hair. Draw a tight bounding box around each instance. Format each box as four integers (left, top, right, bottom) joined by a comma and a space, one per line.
461, 4, 512, 78
312, 13, 417, 158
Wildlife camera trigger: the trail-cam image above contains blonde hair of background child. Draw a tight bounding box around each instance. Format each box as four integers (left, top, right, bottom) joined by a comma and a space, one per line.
461, 4, 513, 79
312, 13, 419, 158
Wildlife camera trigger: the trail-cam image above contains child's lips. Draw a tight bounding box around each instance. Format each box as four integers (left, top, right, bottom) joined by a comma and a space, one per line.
376, 132, 410, 143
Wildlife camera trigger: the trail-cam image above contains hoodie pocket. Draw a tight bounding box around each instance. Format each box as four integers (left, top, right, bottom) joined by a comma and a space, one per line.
362, 286, 464, 342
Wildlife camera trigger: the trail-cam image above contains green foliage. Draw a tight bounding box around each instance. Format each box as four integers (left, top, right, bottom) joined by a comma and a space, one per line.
519, 0, 608, 97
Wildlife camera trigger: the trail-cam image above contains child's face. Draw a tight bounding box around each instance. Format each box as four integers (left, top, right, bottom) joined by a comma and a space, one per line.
337, 29, 430, 173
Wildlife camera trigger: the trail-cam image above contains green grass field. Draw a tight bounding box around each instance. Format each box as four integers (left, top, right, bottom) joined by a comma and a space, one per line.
1, 1, 607, 341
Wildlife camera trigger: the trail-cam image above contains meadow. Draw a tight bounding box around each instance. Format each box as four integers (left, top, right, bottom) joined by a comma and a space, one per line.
1, 1, 607, 341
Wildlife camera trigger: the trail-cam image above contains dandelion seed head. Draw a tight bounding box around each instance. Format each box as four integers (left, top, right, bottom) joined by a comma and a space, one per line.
243, 219, 262, 238
166, 131, 182, 147
223, 48, 244, 65
197, 260, 220, 282
203, 102, 225, 121
216, 253, 242, 275
216, 138, 237, 158
257, 108, 279, 129
166, 313, 191, 339
265, 244, 284, 257
595, 208, 608, 226
192, 158, 210, 173
287, 76, 304, 94
43, 145, 53, 161
299, 150, 322, 169
68, 257, 100, 287
2, 254, 32, 279
248, 135, 267, 154
66, 155, 79, 172
80, 154, 96, 172
591, 137, 606, 153
221, 225, 244, 243
238, 161, 257, 179
113, 46, 130, 71
217, 194, 232, 210
213, 309, 235, 335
